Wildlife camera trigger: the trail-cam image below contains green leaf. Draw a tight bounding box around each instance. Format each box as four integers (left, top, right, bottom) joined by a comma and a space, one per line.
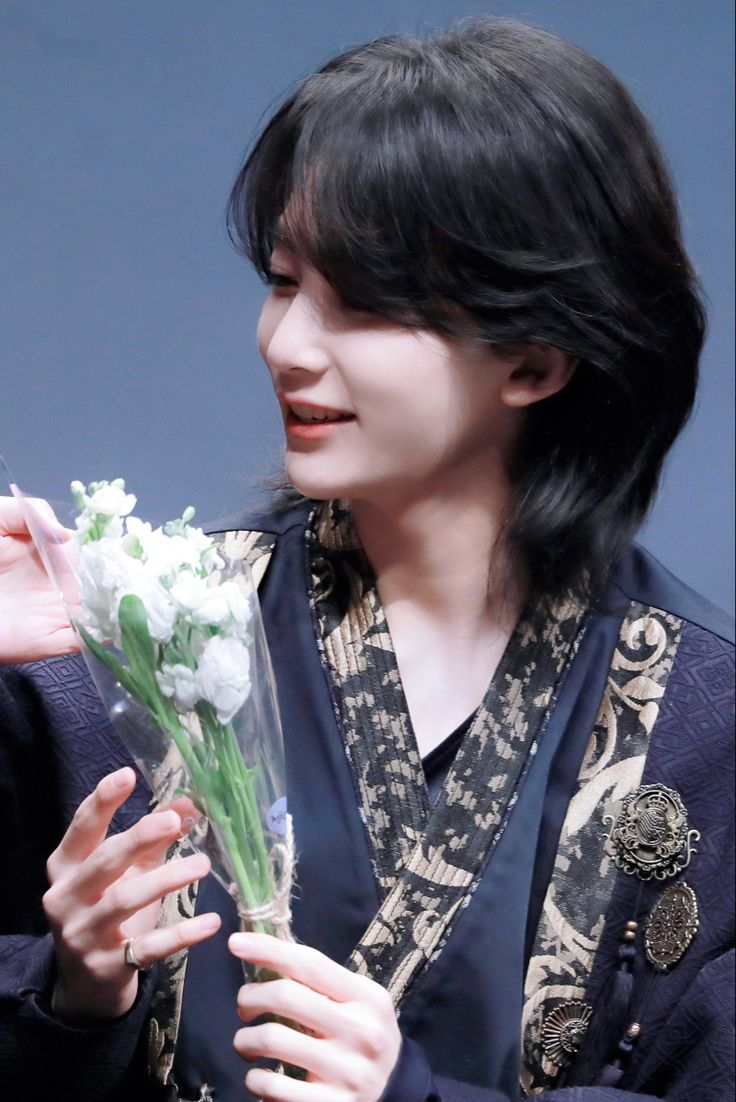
75, 622, 140, 700
118, 594, 161, 709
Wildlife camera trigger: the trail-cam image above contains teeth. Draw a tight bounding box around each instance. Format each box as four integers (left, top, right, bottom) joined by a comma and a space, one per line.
290, 404, 347, 423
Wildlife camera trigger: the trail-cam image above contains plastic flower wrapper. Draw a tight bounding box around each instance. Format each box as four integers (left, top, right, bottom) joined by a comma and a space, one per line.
6, 470, 295, 949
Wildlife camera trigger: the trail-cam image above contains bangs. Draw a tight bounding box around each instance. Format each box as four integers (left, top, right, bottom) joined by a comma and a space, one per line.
227, 44, 551, 341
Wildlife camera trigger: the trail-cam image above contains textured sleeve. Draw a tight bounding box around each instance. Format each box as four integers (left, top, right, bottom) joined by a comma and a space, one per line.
379, 943, 734, 1102
0, 657, 155, 1100
378, 1038, 657, 1102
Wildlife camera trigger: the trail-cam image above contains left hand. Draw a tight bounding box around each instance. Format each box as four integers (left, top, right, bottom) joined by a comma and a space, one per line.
229, 932, 402, 1102
0, 496, 79, 662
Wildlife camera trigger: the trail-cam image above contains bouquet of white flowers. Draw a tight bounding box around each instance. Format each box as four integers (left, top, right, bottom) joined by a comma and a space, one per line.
16, 474, 294, 942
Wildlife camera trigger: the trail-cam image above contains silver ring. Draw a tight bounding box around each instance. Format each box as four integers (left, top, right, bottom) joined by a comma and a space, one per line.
123, 936, 148, 971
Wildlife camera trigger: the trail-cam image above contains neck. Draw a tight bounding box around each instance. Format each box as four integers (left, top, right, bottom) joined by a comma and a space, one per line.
349, 471, 525, 634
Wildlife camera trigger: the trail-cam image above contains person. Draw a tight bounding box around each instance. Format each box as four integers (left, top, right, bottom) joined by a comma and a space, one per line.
0, 16, 733, 1102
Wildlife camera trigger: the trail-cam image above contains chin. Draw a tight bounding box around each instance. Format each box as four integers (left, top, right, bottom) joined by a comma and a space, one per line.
286, 464, 346, 502
285, 454, 388, 505
291, 484, 334, 501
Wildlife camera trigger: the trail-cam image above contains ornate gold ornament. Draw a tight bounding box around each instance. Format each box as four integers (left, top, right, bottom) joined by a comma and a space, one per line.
645, 881, 699, 971
603, 784, 699, 880
541, 1001, 593, 1067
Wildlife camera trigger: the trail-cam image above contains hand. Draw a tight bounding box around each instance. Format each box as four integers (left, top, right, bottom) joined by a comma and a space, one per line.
0, 495, 78, 661
229, 932, 402, 1102
43, 766, 221, 1020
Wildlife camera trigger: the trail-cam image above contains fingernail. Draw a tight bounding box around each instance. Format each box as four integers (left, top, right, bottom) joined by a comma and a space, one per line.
154, 810, 179, 833
229, 932, 251, 951
198, 913, 220, 932
112, 768, 133, 790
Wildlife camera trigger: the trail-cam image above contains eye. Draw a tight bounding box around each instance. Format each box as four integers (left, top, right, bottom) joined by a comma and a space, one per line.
265, 270, 298, 291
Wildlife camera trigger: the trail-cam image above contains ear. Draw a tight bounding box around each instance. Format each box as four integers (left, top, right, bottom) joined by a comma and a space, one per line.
499, 345, 577, 409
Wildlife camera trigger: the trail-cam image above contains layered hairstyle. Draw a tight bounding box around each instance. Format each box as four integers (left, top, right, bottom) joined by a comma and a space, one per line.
227, 17, 705, 606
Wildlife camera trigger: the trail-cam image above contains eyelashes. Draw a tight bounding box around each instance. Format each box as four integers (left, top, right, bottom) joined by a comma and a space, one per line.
265, 271, 298, 289
263, 268, 381, 326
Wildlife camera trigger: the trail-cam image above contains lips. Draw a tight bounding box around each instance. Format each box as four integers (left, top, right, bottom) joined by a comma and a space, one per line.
281, 397, 356, 440
286, 400, 354, 424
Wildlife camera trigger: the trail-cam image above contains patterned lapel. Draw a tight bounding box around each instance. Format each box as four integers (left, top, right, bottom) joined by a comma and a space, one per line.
308, 501, 589, 1005
520, 603, 682, 1094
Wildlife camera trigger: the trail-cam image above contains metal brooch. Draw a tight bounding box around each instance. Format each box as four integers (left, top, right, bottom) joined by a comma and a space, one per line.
603, 784, 699, 881
541, 1000, 593, 1068
645, 881, 699, 971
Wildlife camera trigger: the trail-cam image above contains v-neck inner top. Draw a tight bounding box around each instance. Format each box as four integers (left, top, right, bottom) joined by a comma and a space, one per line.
421, 715, 474, 805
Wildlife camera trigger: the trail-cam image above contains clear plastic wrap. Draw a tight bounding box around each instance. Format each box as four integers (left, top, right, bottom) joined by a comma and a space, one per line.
4, 464, 293, 942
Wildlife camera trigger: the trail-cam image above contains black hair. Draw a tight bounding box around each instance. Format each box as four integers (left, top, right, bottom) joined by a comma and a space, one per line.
227, 17, 705, 606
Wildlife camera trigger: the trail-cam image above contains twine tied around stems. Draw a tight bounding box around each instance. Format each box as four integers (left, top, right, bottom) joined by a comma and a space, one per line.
236, 813, 296, 941
235, 814, 309, 1082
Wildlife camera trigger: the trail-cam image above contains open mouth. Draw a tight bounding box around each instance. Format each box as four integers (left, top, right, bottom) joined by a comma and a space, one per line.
286, 401, 355, 425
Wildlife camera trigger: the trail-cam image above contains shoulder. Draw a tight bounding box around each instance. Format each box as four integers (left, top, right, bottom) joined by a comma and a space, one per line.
611, 545, 733, 771
612, 546, 734, 795
612, 543, 734, 646
202, 498, 313, 540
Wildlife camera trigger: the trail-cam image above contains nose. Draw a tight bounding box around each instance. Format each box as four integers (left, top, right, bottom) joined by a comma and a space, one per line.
259, 292, 332, 381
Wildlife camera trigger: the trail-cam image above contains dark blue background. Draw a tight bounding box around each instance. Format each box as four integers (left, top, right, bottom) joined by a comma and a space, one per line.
1, 1, 733, 614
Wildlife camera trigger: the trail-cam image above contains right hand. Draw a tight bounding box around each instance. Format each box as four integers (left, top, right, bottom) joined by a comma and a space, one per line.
43, 766, 221, 1020
0, 495, 79, 662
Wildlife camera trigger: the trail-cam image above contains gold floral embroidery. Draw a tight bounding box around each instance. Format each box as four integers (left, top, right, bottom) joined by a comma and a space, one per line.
520, 607, 682, 1095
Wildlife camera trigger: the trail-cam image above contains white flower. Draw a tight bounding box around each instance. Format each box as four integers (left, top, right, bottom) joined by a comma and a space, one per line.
74, 511, 93, 538
170, 573, 232, 626
117, 516, 207, 580
86, 483, 137, 518
203, 546, 225, 572
77, 537, 143, 643
72, 479, 135, 542
72, 479, 242, 657
182, 525, 225, 573
143, 529, 206, 578
123, 575, 178, 643
220, 580, 251, 631
170, 574, 252, 631
123, 515, 153, 555
156, 663, 200, 712
195, 635, 251, 724
76, 536, 178, 645
75, 510, 125, 541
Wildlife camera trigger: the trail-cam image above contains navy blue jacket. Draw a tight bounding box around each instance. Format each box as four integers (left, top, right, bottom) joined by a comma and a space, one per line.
0, 505, 733, 1101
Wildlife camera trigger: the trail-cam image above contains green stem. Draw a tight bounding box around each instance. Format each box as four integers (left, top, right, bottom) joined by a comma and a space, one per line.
167, 718, 264, 924
214, 720, 270, 888
89, 644, 278, 934
191, 707, 273, 931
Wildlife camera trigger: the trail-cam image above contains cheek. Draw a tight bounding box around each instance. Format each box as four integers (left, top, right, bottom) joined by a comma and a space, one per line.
256, 300, 280, 363
342, 333, 447, 410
